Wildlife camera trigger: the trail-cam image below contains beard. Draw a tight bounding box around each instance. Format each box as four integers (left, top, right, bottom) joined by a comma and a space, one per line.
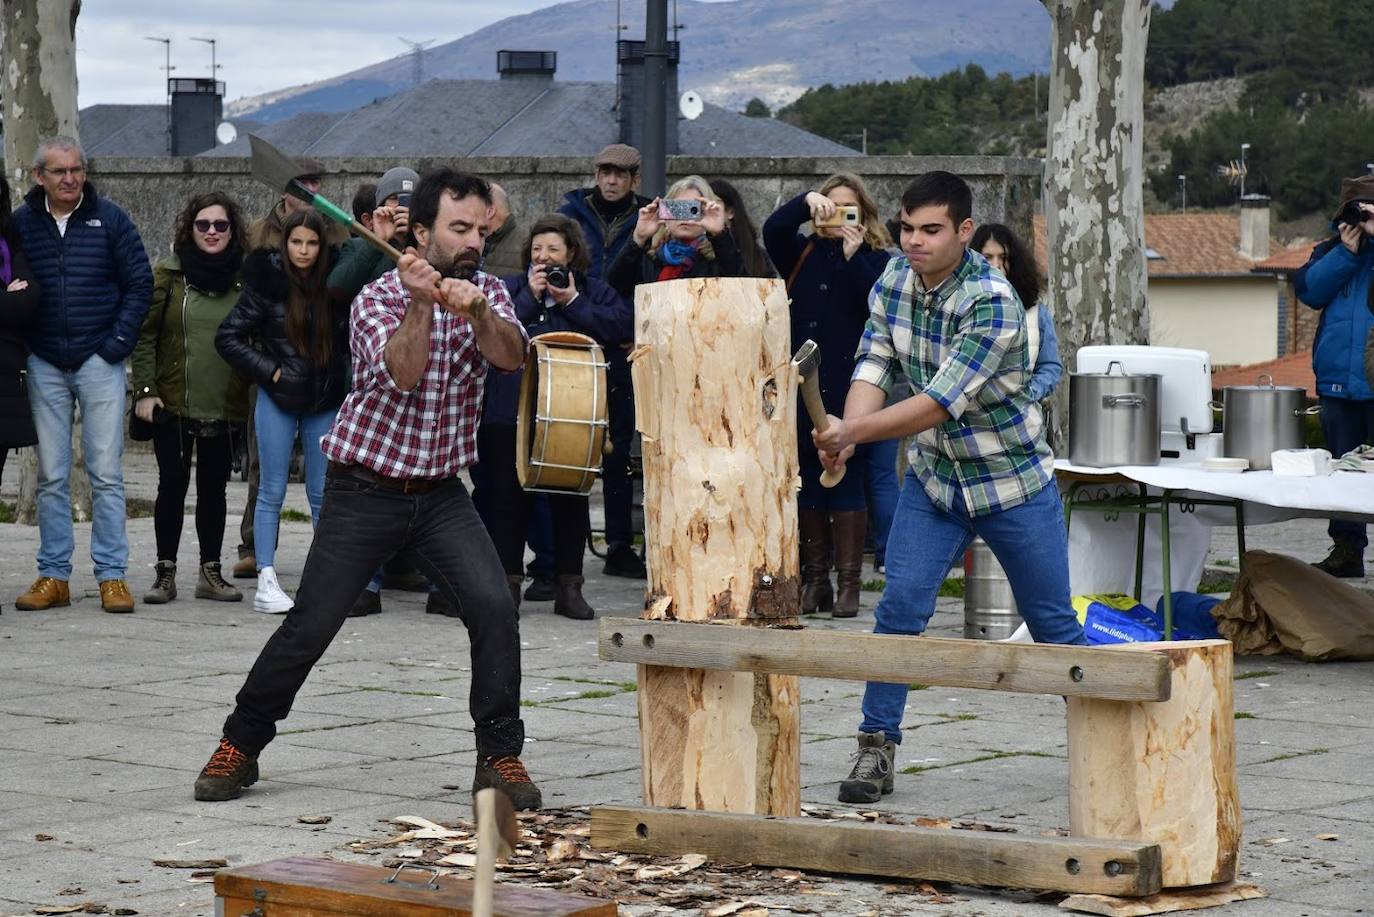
427, 241, 483, 280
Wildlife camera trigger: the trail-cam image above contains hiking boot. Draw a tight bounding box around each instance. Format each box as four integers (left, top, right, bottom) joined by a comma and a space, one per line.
426, 589, 462, 618
473, 753, 542, 811
603, 543, 646, 579
1313, 541, 1366, 579
348, 588, 382, 617
838, 731, 895, 804
232, 554, 257, 579
523, 573, 555, 602
99, 579, 135, 613
553, 574, 595, 620
144, 561, 177, 604
832, 510, 868, 618
253, 566, 293, 614
195, 562, 242, 602
16, 576, 71, 610
799, 509, 834, 615
194, 737, 259, 801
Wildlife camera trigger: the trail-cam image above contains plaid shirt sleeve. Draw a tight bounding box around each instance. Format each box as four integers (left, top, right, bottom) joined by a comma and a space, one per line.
852, 261, 904, 394
922, 286, 1020, 420
351, 273, 407, 392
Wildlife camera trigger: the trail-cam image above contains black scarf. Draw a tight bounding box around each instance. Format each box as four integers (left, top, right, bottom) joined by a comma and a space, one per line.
591, 187, 636, 221
178, 242, 243, 295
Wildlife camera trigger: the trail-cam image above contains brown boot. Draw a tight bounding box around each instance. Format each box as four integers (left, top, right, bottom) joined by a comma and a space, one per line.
799, 509, 833, 615
831, 510, 868, 618
99, 579, 135, 614
16, 576, 70, 610
554, 574, 595, 620
231, 554, 257, 580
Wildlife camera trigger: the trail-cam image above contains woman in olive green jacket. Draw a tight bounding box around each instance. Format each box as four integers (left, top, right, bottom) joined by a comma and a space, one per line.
130, 191, 250, 605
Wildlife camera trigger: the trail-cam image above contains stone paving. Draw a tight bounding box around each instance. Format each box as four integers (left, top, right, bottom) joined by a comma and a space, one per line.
0, 448, 1371, 915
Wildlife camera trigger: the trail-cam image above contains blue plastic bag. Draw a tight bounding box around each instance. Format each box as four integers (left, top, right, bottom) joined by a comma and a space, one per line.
1152, 592, 1222, 640
1072, 594, 1163, 645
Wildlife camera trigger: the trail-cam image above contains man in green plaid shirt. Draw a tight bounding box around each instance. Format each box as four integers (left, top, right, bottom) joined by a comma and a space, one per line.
813, 171, 1085, 806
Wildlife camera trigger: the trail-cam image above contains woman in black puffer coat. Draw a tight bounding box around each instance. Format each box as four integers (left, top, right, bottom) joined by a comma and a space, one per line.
215, 209, 347, 614
0, 174, 42, 486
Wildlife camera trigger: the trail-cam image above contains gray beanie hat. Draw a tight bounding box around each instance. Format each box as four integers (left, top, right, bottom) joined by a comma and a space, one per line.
376, 167, 419, 207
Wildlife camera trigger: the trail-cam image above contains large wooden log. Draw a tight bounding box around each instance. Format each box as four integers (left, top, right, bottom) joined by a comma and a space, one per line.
1067, 640, 1240, 889
629, 276, 800, 816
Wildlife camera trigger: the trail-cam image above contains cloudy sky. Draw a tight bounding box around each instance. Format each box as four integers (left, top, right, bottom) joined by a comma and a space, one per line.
74, 0, 729, 108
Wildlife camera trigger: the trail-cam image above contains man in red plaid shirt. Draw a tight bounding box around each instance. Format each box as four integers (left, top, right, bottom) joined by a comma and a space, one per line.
193, 170, 542, 810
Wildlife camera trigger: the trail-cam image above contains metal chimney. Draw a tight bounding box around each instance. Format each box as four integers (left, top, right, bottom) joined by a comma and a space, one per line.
169, 77, 224, 156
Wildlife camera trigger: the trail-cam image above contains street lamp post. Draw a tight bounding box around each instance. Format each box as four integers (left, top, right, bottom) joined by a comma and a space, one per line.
1177, 174, 1186, 212
1240, 142, 1251, 198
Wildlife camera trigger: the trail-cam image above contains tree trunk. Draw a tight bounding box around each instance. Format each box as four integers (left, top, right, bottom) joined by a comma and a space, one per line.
629, 276, 801, 816
2, 0, 86, 525
1041, 0, 1152, 450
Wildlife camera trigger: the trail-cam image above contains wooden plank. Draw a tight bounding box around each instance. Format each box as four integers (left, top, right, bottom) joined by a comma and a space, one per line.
1068, 640, 1240, 888
591, 806, 1163, 897
1060, 880, 1266, 915
600, 618, 1172, 701
214, 856, 616, 916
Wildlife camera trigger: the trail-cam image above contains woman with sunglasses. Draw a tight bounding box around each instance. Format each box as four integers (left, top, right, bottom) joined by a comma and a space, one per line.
131, 192, 250, 605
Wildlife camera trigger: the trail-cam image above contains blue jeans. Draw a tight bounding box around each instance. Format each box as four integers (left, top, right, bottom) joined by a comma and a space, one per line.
26, 353, 129, 581
254, 393, 335, 570
860, 473, 1085, 744
1319, 395, 1374, 548
865, 437, 900, 565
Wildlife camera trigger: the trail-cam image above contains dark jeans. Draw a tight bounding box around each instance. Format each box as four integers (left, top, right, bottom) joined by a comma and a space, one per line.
152, 418, 233, 565
1320, 394, 1374, 548
475, 424, 589, 577
602, 363, 635, 548
222, 466, 525, 758
798, 436, 869, 512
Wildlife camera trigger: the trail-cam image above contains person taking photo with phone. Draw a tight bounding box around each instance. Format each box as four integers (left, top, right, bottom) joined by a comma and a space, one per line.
764, 172, 892, 618
607, 174, 745, 294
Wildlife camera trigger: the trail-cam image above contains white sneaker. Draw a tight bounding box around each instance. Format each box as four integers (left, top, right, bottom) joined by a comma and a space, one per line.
253, 566, 294, 614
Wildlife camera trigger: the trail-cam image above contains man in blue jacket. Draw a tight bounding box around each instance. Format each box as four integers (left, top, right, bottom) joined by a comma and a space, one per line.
1293, 175, 1374, 578
12, 136, 153, 613
558, 144, 651, 579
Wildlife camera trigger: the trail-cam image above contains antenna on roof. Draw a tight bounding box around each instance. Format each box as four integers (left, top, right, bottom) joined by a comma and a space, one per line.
399, 37, 436, 87
144, 36, 174, 153
190, 37, 221, 79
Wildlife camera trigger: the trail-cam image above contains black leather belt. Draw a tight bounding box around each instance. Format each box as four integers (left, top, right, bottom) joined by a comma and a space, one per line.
329, 461, 446, 494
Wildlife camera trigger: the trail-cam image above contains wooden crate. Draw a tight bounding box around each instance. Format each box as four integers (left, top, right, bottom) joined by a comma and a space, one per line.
214, 857, 615, 917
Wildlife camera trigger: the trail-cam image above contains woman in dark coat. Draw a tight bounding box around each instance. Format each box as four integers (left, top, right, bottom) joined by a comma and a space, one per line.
764, 172, 892, 618
475, 214, 632, 620
0, 174, 42, 488
606, 174, 746, 297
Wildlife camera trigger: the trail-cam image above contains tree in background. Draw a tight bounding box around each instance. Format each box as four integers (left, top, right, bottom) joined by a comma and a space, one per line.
743, 97, 771, 118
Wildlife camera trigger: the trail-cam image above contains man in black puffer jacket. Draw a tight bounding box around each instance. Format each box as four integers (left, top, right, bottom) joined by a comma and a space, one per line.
12, 136, 153, 615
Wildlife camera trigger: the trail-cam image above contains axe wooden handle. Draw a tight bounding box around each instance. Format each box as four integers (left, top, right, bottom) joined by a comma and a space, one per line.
798, 373, 845, 488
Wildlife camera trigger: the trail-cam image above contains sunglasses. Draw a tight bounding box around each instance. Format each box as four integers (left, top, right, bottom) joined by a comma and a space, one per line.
194, 219, 231, 234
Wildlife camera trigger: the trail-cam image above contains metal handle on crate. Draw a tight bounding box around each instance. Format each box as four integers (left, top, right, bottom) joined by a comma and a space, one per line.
382, 861, 441, 891
1102, 393, 1146, 408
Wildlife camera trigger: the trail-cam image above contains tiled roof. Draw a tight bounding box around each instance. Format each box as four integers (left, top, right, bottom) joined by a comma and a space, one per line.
1252, 241, 1317, 273
1211, 350, 1316, 398
1032, 212, 1278, 278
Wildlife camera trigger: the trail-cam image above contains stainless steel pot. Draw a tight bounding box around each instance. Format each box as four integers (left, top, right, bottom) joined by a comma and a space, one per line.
1069, 361, 1162, 467
1221, 373, 1318, 470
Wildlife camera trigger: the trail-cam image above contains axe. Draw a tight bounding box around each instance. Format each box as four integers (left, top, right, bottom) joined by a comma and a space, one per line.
791, 339, 844, 488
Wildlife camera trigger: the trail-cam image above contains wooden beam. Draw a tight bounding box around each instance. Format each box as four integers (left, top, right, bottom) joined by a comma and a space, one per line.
600, 618, 1172, 701
591, 806, 1163, 897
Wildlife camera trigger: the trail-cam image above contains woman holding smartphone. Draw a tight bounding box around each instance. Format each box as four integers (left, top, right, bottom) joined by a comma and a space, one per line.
764, 172, 892, 618
216, 209, 347, 614
606, 174, 745, 296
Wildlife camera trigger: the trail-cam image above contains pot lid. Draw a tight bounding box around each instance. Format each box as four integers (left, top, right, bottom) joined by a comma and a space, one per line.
1224, 372, 1305, 394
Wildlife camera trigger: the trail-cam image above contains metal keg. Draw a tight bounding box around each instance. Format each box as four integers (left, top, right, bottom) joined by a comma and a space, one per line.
963, 538, 1023, 640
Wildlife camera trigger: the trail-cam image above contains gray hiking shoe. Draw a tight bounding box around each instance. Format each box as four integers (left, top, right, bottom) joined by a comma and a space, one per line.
144, 561, 177, 604
195, 562, 243, 602
838, 731, 895, 803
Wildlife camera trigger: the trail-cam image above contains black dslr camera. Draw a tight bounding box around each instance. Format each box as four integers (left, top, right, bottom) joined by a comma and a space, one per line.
1340, 200, 1372, 228
544, 264, 571, 288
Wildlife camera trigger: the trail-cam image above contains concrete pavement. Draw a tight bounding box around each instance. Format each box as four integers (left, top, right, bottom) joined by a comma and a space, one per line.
0, 448, 1371, 915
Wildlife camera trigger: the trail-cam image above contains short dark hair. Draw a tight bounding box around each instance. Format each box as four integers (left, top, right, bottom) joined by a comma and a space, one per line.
521, 213, 591, 274
410, 168, 492, 235
173, 191, 247, 255
969, 223, 1043, 310
900, 171, 973, 226
351, 183, 377, 222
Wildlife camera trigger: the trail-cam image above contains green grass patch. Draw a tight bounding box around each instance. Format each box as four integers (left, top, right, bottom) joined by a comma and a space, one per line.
522, 684, 637, 708
355, 686, 444, 697
1197, 572, 1237, 594
1235, 670, 1280, 680
908, 683, 929, 691
550, 676, 637, 691
1255, 748, 1328, 765
937, 577, 965, 598
1234, 712, 1255, 720
1215, 558, 1235, 568
901, 749, 1054, 775
860, 578, 886, 592
0, 500, 15, 523
934, 712, 979, 722
280, 508, 312, 523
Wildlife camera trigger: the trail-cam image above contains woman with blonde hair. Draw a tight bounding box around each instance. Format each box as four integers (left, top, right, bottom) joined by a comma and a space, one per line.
764, 171, 893, 618
607, 174, 745, 295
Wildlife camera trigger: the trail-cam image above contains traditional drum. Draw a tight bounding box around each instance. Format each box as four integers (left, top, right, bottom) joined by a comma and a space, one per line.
516, 331, 609, 494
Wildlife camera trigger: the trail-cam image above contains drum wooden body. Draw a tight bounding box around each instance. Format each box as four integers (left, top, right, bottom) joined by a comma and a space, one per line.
516, 331, 608, 494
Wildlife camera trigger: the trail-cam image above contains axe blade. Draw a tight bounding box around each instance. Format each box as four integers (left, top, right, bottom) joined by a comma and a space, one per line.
790, 339, 820, 380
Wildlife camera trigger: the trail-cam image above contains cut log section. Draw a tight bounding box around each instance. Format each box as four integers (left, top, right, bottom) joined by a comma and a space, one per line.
601, 618, 1172, 701
591, 806, 1164, 897
1067, 640, 1240, 889
629, 277, 801, 817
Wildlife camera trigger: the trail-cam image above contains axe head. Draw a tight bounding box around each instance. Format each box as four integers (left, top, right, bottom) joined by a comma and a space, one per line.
790, 339, 820, 382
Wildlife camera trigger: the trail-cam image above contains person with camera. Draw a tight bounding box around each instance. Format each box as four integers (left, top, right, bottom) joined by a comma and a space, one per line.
474, 214, 632, 619
1293, 176, 1374, 578
132, 192, 251, 605
764, 173, 893, 617
607, 175, 745, 293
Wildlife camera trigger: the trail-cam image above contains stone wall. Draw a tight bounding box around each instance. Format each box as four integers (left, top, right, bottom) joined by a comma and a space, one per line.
85, 154, 1041, 266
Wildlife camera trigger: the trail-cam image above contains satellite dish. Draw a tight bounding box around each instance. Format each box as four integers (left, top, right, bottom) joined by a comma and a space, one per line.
678, 90, 704, 121
215, 121, 238, 145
